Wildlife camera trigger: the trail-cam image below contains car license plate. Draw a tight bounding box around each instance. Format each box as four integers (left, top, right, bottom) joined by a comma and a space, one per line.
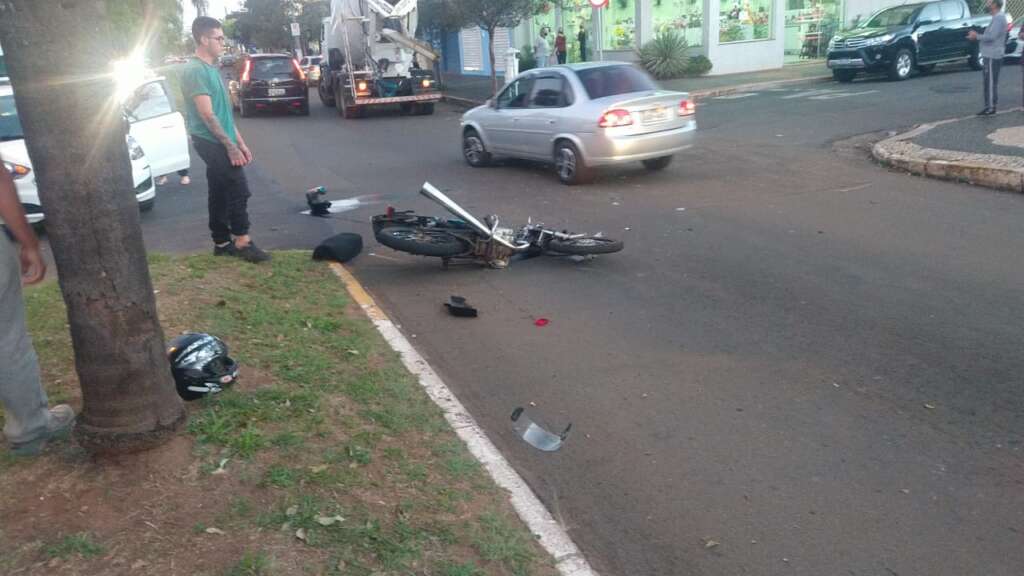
643, 107, 668, 124
268, 88, 286, 96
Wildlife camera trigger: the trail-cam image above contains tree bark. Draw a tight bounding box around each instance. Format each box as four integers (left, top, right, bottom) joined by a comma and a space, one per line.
0, 0, 186, 454
487, 26, 497, 97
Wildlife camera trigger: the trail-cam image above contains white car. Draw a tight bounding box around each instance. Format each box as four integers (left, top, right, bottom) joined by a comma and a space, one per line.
1, 78, 189, 225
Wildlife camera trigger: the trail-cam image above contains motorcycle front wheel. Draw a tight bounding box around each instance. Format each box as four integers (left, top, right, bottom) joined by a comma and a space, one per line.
547, 236, 624, 255
375, 227, 472, 257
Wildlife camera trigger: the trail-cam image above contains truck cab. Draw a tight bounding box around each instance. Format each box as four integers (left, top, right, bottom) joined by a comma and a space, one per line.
827, 0, 992, 82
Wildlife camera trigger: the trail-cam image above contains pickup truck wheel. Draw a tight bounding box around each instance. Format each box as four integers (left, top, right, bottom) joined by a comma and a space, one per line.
832, 70, 857, 83
239, 100, 252, 117
888, 49, 914, 81
968, 49, 983, 70
416, 103, 435, 115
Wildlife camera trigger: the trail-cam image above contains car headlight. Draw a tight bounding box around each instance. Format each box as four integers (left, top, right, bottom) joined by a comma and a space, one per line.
127, 135, 145, 161
2, 160, 31, 180
865, 34, 894, 46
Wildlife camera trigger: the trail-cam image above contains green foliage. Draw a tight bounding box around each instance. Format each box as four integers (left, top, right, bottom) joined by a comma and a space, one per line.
638, 30, 690, 80
686, 54, 712, 76
518, 44, 537, 72
104, 0, 185, 60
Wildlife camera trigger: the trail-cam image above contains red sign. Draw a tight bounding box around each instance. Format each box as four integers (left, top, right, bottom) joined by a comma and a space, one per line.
589, 0, 608, 7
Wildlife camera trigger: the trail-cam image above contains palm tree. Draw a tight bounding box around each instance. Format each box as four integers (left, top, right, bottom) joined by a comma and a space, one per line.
191, 0, 209, 16
0, 0, 187, 454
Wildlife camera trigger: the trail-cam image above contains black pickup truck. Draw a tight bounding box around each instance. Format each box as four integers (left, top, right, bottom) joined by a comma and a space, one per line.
827, 0, 992, 82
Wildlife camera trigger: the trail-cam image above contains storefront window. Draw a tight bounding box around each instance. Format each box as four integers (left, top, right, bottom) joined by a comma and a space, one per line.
719, 0, 772, 43
653, 0, 704, 47
561, 0, 596, 62
783, 0, 840, 62
603, 0, 637, 50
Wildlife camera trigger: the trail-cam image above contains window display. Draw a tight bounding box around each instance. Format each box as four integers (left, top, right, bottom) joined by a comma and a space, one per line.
719, 0, 772, 43
603, 0, 637, 50
784, 0, 841, 62
652, 0, 704, 47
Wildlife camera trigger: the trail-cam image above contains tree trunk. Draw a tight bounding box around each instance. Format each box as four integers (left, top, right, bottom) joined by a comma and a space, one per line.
0, 0, 186, 454
487, 26, 497, 97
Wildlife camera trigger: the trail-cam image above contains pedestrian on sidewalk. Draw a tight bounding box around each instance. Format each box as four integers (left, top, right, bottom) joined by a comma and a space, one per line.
578, 24, 588, 61
0, 159, 75, 457
180, 16, 270, 263
967, 0, 1008, 116
555, 29, 567, 64
534, 27, 551, 68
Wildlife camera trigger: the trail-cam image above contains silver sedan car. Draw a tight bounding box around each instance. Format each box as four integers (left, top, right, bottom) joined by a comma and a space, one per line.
460, 62, 697, 185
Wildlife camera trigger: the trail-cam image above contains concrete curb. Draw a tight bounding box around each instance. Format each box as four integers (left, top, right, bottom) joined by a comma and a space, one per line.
872, 111, 1024, 194
328, 263, 601, 576
442, 73, 833, 108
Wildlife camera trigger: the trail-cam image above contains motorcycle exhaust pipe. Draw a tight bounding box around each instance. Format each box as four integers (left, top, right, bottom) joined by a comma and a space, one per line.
420, 182, 493, 238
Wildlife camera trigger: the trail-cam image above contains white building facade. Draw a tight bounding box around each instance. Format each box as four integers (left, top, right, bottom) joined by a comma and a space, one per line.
508, 0, 945, 76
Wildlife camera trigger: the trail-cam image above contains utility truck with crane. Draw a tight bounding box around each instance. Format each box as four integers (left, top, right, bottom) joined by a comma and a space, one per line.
318, 0, 441, 118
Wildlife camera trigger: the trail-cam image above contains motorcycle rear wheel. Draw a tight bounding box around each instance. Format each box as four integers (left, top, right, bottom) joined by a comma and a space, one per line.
547, 236, 624, 255
376, 227, 472, 257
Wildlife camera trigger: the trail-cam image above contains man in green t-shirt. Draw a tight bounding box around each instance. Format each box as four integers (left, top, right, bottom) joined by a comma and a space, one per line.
181, 17, 269, 263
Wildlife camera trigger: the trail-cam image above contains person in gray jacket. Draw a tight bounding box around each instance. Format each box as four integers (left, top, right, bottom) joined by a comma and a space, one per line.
0, 159, 75, 456
968, 0, 1008, 116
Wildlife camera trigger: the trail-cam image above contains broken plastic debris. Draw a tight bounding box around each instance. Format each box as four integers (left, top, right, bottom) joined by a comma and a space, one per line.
286, 505, 299, 517
205, 527, 226, 535
315, 515, 345, 526
295, 528, 308, 541
534, 318, 550, 327
704, 539, 720, 549
675, 207, 686, 212
445, 295, 478, 317
924, 403, 936, 410
511, 407, 571, 452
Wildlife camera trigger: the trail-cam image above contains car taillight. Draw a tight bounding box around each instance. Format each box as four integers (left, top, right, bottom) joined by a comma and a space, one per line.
241, 59, 251, 83
421, 78, 432, 89
356, 80, 369, 94
678, 99, 695, 116
292, 58, 306, 81
598, 109, 633, 128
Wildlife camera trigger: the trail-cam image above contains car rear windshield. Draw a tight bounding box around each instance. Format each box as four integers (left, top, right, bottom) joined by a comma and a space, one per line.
0, 94, 23, 141
252, 58, 296, 80
576, 65, 657, 100
862, 5, 921, 27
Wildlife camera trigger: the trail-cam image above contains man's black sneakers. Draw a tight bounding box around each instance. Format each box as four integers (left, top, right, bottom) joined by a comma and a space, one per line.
213, 241, 271, 263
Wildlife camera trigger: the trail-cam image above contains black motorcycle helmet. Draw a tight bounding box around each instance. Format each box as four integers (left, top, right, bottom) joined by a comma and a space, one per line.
167, 333, 239, 401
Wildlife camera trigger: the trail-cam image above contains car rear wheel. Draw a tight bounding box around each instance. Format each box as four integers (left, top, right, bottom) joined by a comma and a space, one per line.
641, 156, 673, 171
554, 140, 591, 186
239, 99, 252, 117
888, 49, 914, 81
298, 99, 310, 116
416, 103, 435, 116
832, 69, 857, 83
462, 129, 492, 167
139, 198, 155, 213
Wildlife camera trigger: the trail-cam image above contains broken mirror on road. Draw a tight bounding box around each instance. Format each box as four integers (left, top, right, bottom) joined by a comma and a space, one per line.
511, 407, 572, 452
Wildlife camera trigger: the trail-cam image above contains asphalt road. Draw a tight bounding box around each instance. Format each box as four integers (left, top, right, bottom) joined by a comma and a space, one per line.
130, 65, 1024, 576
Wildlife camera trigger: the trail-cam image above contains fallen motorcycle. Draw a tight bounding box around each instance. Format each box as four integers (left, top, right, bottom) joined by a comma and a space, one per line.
372, 182, 623, 268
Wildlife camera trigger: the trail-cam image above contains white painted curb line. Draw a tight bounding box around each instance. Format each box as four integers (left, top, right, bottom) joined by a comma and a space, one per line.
329, 263, 600, 576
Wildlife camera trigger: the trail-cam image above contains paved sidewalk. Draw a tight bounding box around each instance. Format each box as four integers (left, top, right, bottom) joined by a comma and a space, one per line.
873, 110, 1024, 192
442, 61, 830, 105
